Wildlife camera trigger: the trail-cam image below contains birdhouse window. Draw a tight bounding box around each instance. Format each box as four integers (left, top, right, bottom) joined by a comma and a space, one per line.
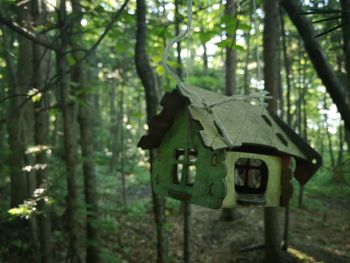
172, 148, 197, 186
234, 158, 268, 194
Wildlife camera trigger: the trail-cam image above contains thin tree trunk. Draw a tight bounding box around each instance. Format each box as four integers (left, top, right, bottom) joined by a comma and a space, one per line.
221, 0, 240, 222
264, 0, 280, 113
264, 0, 284, 262
175, 0, 183, 79
32, 1, 53, 262
202, 41, 208, 75
280, 11, 292, 127
264, 208, 283, 262
174, 2, 191, 260
323, 97, 336, 168
243, 1, 253, 95
17, 0, 37, 200
119, 85, 126, 205
341, 0, 350, 92
57, 1, 81, 262
333, 122, 346, 183
346, 131, 350, 156
336, 122, 344, 167
297, 51, 308, 209
70, 0, 100, 261
2, 26, 27, 208
341, 0, 350, 152
280, 8, 292, 250
135, 1, 168, 262
225, 0, 236, 96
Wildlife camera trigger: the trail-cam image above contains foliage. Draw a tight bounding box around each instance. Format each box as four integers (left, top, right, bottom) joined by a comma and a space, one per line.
0, 0, 349, 262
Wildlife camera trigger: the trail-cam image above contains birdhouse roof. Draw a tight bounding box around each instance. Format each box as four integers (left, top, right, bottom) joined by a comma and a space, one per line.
138, 86, 322, 184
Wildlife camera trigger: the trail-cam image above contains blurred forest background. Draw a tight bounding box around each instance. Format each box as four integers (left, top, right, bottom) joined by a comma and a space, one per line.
0, 0, 349, 262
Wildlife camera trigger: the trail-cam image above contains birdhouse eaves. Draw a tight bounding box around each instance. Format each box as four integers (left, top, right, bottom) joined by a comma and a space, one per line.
138, 86, 322, 184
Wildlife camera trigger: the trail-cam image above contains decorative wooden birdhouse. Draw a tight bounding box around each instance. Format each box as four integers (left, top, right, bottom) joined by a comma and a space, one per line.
138, 86, 322, 208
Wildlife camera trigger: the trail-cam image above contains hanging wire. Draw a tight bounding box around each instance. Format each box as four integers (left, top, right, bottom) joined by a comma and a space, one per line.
162, 0, 193, 90
161, 0, 271, 148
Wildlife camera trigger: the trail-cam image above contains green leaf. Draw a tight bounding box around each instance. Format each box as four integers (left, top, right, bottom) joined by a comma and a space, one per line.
215, 39, 245, 51
237, 23, 251, 31
199, 31, 216, 44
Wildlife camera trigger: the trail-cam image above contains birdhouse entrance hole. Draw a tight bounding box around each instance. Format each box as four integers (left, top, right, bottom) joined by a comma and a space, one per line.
234, 158, 268, 194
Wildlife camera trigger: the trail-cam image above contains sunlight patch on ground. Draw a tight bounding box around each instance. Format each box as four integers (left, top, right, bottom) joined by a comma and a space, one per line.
288, 247, 322, 263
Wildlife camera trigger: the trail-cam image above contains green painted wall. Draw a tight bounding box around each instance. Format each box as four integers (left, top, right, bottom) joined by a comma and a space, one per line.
152, 109, 227, 209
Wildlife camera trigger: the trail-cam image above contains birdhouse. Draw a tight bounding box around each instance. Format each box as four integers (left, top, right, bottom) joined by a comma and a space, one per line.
138, 87, 322, 208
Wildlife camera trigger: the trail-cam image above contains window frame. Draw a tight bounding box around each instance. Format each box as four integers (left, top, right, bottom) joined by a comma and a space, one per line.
234, 158, 268, 194
172, 148, 197, 187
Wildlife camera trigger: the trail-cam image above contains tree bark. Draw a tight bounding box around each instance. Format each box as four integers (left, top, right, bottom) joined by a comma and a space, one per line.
323, 96, 336, 168
70, 0, 101, 262
174, 2, 191, 260
31, 1, 53, 262
221, 0, 240, 222
264, 0, 280, 113
57, 1, 82, 262
281, 0, 350, 133
264, 0, 284, 262
119, 85, 127, 205
2, 26, 27, 208
202, 41, 209, 74
175, 0, 183, 79
225, 0, 236, 96
243, 3, 252, 95
341, 0, 350, 152
264, 208, 284, 262
280, 12, 292, 126
135, 1, 168, 262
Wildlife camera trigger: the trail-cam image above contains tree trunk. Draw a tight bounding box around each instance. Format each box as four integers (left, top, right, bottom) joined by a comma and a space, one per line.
264, 0, 280, 113
297, 51, 307, 209
202, 41, 209, 74
225, 0, 236, 96
280, 10, 292, 126
281, 0, 350, 133
243, 2, 252, 95
221, 0, 240, 222
174, 2, 191, 260
264, 0, 284, 262
341, 0, 350, 91
77, 76, 100, 263
57, 1, 81, 262
264, 208, 283, 262
119, 85, 127, 205
341, 0, 350, 152
70, 0, 100, 261
2, 26, 27, 208
175, 0, 183, 79
135, 1, 168, 262
323, 96, 336, 168
31, 1, 53, 262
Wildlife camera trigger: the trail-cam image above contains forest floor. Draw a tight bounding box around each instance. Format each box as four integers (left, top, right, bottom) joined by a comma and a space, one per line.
114, 182, 350, 263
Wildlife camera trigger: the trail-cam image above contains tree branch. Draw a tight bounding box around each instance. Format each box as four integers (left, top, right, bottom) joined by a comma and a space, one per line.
280, 0, 350, 133
89, 0, 130, 53
0, 13, 58, 51
0, 0, 130, 108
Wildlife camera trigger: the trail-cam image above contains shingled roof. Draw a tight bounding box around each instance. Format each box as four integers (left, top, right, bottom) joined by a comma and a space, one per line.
138, 86, 322, 184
